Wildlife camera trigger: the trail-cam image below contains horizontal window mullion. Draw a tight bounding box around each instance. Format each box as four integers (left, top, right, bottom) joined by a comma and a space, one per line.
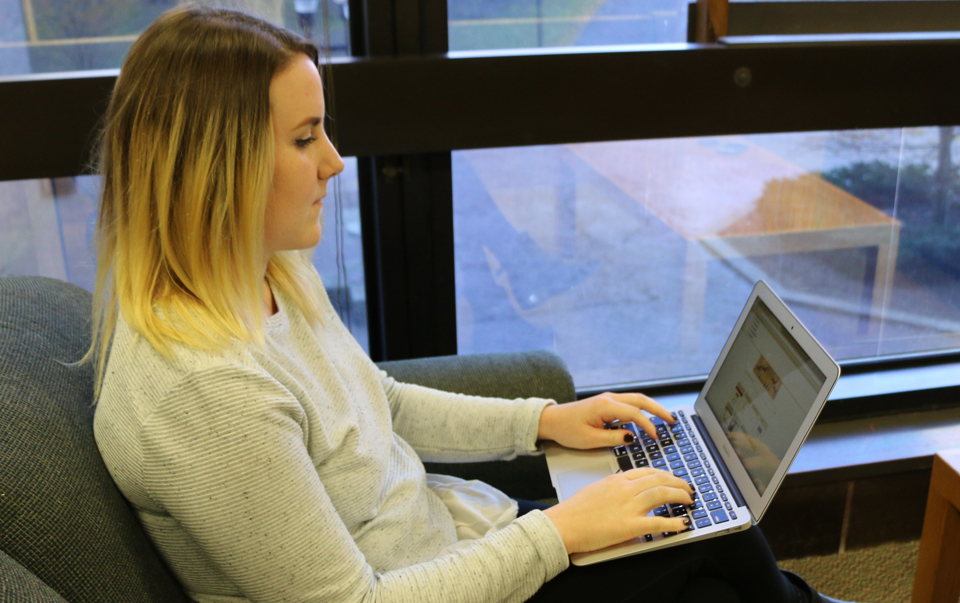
5, 42, 960, 179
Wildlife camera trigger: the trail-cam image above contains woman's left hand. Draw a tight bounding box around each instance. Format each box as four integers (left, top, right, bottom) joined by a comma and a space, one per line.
537, 392, 676, 450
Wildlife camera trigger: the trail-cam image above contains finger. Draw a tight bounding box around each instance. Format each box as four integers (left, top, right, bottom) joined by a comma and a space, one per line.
624, 469, 696, 500
635, 484, 696, 510
604, 392, 675, 423
642, 515, 692, 535
599, 399, 658, 439
607, 429, 636, 446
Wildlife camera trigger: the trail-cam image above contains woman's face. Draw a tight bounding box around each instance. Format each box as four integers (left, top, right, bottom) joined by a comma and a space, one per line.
264, 53, 344, 262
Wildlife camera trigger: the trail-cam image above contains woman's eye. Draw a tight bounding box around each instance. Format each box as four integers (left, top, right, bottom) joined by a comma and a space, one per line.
295, 136, 317, 148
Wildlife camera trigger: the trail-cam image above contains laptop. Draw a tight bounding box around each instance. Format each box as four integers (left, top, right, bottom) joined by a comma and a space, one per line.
544, 280, 840, 566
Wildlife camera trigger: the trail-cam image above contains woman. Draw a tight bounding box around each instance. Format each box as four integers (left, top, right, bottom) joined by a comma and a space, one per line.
90, 7, 858, 603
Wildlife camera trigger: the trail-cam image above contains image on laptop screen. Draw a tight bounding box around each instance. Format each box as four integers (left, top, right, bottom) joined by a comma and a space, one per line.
704, 298, 827, 496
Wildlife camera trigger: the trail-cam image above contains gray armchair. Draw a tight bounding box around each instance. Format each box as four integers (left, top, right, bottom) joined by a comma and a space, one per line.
0, 276, 574, 603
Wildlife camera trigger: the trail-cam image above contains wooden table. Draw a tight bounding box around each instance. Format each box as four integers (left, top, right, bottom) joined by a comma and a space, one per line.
912, 449, 960, 603
567, 137, 901, 351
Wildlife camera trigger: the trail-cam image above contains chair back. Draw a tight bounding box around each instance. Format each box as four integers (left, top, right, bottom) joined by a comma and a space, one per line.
0, 276, 188, 603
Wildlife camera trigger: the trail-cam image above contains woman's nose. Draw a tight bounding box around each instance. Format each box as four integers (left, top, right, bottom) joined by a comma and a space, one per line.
319, 137, 344, 180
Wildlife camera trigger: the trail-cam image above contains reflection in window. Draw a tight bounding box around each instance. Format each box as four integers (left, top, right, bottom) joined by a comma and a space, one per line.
1, 0, 349, 76
452, 128, 960, 388
0, 158, 368, 350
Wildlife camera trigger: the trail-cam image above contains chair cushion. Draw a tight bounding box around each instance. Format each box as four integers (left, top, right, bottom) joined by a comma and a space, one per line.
0, 549, 69, 603
0, 277, 188, 603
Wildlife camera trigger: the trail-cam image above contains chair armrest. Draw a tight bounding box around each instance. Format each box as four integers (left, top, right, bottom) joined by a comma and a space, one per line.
376, 350, 575, 501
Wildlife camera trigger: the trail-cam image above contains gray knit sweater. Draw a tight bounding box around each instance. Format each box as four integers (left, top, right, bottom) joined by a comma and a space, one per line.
93, 287, 569, 603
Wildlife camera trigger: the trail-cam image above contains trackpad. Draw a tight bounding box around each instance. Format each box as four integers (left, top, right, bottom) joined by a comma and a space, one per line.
556, 465, 610, 501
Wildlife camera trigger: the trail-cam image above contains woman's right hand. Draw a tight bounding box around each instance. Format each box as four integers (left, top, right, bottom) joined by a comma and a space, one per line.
542, 468, 695, 554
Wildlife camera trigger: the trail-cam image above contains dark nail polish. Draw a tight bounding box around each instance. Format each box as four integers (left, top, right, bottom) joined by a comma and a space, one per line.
683, 517, 691, 526
623, 433, 635, 444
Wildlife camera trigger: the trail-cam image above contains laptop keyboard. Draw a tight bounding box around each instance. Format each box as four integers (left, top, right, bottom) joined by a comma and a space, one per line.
607, 411, 737, 541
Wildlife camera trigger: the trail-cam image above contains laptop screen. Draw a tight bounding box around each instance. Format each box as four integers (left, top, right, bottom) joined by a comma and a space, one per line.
703, 298, 827, 496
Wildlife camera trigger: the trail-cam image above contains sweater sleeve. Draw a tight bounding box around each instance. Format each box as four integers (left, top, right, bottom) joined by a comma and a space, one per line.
141, 365, 568, 603
381, 373, 556, 463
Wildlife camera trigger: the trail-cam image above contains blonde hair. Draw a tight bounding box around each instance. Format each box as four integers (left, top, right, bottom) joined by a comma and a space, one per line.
88, 6, 325, 393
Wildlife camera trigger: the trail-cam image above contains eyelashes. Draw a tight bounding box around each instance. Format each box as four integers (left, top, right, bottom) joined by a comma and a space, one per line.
295, 136, 317, 148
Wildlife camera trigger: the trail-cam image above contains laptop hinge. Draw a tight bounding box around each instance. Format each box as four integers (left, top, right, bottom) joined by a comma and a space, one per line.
692, 414, 747, 510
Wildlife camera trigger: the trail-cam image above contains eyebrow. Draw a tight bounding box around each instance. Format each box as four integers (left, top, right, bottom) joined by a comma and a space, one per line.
293, 116, 322, 130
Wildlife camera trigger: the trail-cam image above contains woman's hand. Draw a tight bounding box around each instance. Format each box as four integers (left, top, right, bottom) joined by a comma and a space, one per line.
542, 468, 695, 554
537, 392, 676, 450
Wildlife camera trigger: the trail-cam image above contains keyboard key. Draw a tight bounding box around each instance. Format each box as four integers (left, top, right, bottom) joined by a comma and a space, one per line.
710, 509, 729, 524
635, 459, 650, 468
684, 453, 698, 462
690, 468, 705, 477
670, 460, 684, 470
645, 534, 654, 542
700, 453, 707, 460
688, 460, 702, 469
696, 518, 713, 529
671, 412, 678, 420
712, 477, 719, 484
696, 445, 703, 452
721, 494, 728, 501
633, 451, 646, 461
730, 511, 738, 520
614, 446, 627, 456
660, 439, 674, 446
681, 446, 694, 454
654, 505, 670, 517
663, 532, 678, 538
663, 445, 677, 454
673, 468, 689, 477
617, 455, 633, 472
646, 444, 659, 453
682, 475, 693, 483
707, 500, 722, 511
628, 443, 643, 452
650, 451, 663, 460
652, 459, 667, 468
704, 461, 711, 468
708, 469, 715, 476
692, 438, 699, 445
717, 485, 723, 492
692, 509, 707, 519
725, 502, 732, 510
667, 453, 681, 462
703, 492, 717, 502
676, 438, 690, 447
698, 484, 713, 494
695, 476, 710, 485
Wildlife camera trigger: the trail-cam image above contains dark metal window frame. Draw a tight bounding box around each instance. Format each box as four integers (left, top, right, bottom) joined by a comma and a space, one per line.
2, 0, 960, 417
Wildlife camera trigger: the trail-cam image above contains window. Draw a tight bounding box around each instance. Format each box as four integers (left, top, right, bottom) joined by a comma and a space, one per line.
454, 127, 960, 388
448, 0, 687, 51
0, 159, 367, 350
1, 0, 350, 76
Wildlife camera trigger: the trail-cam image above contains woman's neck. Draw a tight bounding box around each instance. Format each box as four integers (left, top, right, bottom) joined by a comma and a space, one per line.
263, 277, 278, 317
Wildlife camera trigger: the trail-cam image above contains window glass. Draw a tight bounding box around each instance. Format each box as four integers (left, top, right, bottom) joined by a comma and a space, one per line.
0, 0, 349, 76
0, 158, 367, 349
453, 128, 960, 388
448, 0, 688, 51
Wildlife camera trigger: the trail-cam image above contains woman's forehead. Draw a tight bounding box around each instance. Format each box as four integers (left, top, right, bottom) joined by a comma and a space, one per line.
269, 55, 324, 128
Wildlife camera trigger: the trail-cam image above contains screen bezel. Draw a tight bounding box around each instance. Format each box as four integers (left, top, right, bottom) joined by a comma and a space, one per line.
693, 280, 840, 523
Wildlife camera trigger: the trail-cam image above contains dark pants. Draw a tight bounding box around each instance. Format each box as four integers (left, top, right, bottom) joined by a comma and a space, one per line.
515, 500, 801, 603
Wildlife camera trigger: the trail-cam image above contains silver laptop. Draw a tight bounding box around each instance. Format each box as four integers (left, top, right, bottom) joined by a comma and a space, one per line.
544, 280, 840, 566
